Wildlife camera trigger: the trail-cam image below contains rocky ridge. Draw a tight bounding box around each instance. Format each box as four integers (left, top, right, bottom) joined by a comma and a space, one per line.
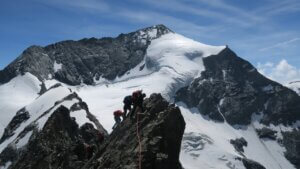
0, 84, 107, 168
0, 93, 185, 169
176, 47, 300, 126
83, 93, 185, 169
0, 25, 171, 85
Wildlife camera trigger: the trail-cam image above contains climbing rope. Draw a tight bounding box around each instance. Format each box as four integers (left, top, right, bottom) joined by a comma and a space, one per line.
136, 107, 142, 169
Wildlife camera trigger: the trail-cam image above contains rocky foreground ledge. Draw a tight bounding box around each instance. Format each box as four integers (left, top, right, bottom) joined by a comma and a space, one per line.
83, 93, 186, 169
4, 93, 186, 169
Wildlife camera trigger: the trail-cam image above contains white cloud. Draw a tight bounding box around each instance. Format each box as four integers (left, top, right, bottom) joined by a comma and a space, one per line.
255, 0, 300, 16
117, 10, 225, 40
257, 59, 300, 85
131, 0, 264, 27
37, 0, 110, 13
259, 38, 300, 51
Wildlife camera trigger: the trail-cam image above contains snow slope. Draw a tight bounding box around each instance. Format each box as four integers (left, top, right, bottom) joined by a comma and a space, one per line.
0, 73, 41, 136
178, 103, 295, 169
0, 84, 100, 160
0, 85, 72, 152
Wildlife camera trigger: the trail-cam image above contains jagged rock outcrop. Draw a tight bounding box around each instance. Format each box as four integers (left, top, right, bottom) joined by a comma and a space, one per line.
282, 130, 300, 168
7, 106, 104, 169
176, 47, 300, 126
240, 158, 266, 169
230, 137, 247, 153
0, 25, 171, 85
83, 93, 185, 169
0, 108, 30, 144
0, 84, 107, 168
256, 127, 277, 140
1, 93, 185, 169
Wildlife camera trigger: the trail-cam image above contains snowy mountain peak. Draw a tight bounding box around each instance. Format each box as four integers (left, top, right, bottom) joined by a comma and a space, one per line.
0, 24, 225, 86
136, 24, 172, 39
146, 33, 225, 71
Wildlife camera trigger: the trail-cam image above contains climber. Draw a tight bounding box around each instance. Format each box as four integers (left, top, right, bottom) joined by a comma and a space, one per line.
112, 110, 123, 129
123, 95, 133, 118
84, 143, 96, 159
97, 131, 104, 143
130, 90, 146, 119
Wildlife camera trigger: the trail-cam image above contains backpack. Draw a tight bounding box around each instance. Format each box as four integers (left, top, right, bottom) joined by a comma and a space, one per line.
113, 110, 123, 116
123, 95, 132, 104
132, 90, 142, 101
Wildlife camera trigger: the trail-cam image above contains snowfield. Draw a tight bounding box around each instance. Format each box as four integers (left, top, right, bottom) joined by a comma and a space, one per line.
0, 32, 297, 169
0, 73, 41, 136
178, 102, 295, 169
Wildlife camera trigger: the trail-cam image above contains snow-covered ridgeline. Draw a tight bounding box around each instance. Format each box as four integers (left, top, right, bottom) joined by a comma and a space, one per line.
0, 73, 41, 136
0, 82, 97, 155
0, 86, 72, 152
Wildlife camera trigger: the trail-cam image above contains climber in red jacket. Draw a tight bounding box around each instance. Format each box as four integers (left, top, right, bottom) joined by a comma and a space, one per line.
112, 110, 123, 129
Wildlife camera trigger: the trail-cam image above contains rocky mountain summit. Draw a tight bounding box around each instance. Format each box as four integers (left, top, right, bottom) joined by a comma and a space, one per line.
176, 47, 300, 168
0, 24, 171, 85
176, 47, 300, 126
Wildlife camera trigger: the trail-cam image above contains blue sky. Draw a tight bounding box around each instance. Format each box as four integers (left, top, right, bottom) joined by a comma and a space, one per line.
0, 0, 299, 83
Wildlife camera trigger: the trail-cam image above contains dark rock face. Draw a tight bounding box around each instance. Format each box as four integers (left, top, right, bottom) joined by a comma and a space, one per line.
0, 86, 107, 168
230, 137, 247, 153
1, 93, 185, 169
0, 108, 30, 144
176, 47, 300, 126
83, 93, 185, 169
8, 106, 103, 169
241, 158, 266, 169
0, 25, 171, 85
256, 127, 277, 140
282, 130, 300, 168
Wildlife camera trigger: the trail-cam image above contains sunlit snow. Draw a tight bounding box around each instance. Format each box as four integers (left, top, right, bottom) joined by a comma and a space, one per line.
54, 61, 62, 72
0, 73, 41, 136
